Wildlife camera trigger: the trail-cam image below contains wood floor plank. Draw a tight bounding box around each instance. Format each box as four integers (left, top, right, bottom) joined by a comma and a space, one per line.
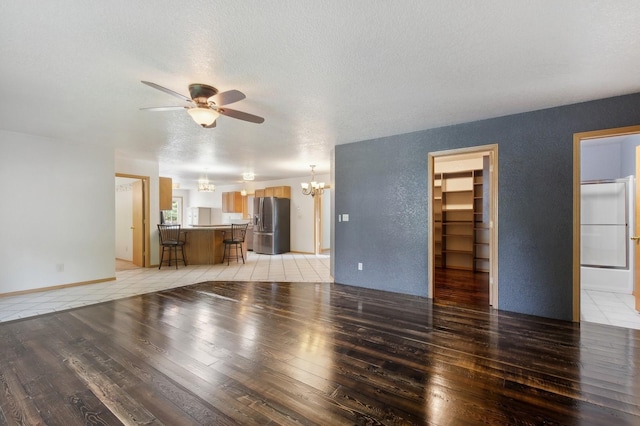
67, 307, 275, 425
1, 280, 639, 424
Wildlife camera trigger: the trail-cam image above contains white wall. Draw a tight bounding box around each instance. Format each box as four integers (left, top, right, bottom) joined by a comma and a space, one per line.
0, 130, 115, 294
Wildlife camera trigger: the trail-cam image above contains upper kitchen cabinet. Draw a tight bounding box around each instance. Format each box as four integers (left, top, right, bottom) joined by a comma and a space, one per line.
253, 186, 290, 199
222, 191, 243, 213
264, 186, 291, 199
159, 177, 172, 211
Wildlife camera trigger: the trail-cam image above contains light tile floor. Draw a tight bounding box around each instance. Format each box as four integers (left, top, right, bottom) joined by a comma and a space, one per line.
581, 289, 640, 330
0, 252, 331, 323
4, 255, 640, 331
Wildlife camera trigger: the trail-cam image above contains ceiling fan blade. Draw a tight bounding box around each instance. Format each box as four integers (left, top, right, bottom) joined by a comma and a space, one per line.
210, 90, 246, 106
139, 106, 187, 111
217, 107, 265, 124
205, 120, 217, 129
141, 81, 193, 103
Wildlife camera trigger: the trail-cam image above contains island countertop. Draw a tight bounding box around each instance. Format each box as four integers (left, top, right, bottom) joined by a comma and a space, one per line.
181, 225, 249, 264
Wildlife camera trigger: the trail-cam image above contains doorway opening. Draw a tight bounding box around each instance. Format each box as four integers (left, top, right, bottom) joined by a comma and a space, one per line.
313, 188, 331, 255
428, 144, 498, 308
115, 174, 150, 269
573, 125, 640, 327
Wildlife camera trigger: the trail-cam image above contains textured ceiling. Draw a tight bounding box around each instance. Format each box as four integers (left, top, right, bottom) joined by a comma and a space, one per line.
1, 1, 639, 187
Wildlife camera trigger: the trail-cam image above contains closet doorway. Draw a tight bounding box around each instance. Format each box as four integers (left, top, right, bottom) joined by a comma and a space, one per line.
428, 145, 498, 308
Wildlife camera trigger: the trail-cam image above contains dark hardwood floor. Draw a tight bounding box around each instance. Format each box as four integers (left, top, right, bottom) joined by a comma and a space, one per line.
1, 280, 639, 425
434, 268, 490, 308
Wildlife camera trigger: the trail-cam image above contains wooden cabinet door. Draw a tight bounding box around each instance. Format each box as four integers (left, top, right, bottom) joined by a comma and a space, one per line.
232, 192, 242, 212
222, 191, 243, 212
255, 189, 265, 197
159, 177, 172, 210
262, 186, 291, 199
222, 192, 229, 212
273, 186, 291, 199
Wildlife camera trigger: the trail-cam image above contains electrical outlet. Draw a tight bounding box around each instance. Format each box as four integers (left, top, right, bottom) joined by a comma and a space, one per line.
343, 214, 349, 222
56, 263, 64, 272
358, 262, 363, 271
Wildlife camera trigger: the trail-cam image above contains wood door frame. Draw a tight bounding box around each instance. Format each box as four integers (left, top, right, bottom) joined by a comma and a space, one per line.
428, 144, 499, 307
312, 187, 331, 255
115, 173, 151, 268
572, 125, 640, 322
313, 193, 323, 255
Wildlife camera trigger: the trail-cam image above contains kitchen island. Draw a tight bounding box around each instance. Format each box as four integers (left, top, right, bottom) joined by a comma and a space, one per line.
181, 225, 248, 264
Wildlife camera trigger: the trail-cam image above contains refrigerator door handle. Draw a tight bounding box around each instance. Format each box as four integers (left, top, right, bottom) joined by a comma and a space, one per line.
259, 197, 265, 231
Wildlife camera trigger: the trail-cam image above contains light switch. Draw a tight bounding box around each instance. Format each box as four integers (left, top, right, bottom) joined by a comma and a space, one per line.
338, 214, 342, 222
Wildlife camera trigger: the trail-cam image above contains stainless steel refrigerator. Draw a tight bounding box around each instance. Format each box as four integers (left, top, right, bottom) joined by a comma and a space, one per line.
253, 197, 290, 254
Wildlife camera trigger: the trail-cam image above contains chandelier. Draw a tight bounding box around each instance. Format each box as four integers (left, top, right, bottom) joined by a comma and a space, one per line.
240, 172, 254, 196
301, 165, 325, 197
197, 173, 215, 192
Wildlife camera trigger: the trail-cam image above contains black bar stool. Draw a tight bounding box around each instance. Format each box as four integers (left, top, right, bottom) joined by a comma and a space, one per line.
158, 224, 187, 269
221, 223, 248, 265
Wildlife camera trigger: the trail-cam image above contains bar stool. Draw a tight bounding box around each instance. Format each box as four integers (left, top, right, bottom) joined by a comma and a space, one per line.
221, 223, 248, 265
158, 224, 187, 269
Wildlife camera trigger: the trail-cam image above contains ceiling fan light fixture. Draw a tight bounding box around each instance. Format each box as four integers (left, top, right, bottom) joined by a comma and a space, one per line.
188, 107, 219, 127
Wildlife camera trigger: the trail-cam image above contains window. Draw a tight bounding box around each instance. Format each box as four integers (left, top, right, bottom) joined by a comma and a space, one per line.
164, 196, 183, 224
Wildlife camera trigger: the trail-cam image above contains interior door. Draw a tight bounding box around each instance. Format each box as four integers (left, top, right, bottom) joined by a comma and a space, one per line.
132, 179, 144, 267
634, 147, 640, 311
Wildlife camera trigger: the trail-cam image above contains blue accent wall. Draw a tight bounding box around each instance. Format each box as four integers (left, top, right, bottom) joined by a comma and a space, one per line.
334, 92, 640, 321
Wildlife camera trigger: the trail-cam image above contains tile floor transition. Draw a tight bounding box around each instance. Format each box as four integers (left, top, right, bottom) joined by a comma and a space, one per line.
0, 252, 331, 323
2, 254, 639, 330
581, 289, 640, 330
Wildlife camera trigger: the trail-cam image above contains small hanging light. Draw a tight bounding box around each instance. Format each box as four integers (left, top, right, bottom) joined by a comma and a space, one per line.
197, 171, 215, 192
301, 165, 325, 197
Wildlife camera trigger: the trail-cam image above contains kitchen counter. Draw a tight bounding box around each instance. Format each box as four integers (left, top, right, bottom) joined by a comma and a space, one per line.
181, 225, 249, 264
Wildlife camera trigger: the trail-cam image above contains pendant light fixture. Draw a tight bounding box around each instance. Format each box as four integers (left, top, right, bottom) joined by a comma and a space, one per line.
197, 171, 215, 192
301, 165, 325, 197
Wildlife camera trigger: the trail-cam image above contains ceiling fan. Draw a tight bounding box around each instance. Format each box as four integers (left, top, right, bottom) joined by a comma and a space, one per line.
140, 80, 265, 128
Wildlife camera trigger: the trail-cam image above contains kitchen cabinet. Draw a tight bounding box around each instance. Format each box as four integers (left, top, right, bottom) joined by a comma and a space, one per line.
257, 186, 291, 199
270, 185, 291, 199
222, 191, 243, 213
159, 177, 172, 211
